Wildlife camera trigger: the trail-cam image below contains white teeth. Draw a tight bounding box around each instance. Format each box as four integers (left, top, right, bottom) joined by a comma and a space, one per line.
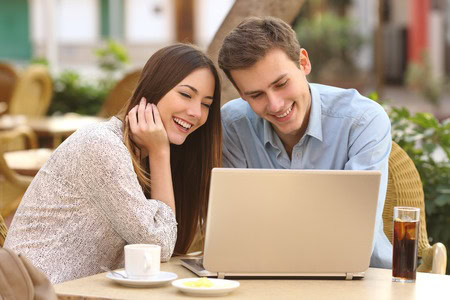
173, 117, 192, 129
276, 104, 293, 118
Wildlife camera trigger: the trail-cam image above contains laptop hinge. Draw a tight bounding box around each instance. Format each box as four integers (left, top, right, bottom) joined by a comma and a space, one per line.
345, 273, 354, 280
218, 272, 225, 279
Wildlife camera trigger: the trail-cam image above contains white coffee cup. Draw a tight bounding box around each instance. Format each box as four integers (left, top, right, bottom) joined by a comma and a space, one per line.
124, 244, 161, 279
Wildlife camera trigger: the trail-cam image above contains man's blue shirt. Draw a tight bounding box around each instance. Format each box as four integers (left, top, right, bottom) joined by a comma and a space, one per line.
221, 83, 393, 268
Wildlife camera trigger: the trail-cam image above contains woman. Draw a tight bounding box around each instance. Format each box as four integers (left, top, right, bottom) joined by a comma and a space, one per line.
4, 44, 222, 284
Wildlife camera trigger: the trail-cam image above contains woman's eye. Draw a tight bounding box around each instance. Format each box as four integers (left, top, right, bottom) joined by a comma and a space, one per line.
179, 92, 191, 99
202, 103, 212, 109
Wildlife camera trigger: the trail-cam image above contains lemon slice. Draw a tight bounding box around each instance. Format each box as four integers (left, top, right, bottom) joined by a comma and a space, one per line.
183, 278, 214, 288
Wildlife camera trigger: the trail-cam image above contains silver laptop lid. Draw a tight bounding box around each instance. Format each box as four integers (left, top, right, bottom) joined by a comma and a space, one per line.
203, 168, 381, 277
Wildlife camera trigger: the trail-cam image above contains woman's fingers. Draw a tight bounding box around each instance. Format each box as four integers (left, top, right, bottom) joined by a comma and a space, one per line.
129, 98, 160, 134
127, 100, 168, 153
128, 105, 138, 133
145, 102, 153, 125
152, 104, 164, 127
137, 97, 148, 129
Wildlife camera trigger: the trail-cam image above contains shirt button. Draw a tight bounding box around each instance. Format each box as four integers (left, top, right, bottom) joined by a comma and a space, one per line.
296, 152, 301, 159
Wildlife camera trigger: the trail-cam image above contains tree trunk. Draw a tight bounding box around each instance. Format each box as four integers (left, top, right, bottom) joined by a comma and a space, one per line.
174, 0, 194, 43
207, 0, 305, 104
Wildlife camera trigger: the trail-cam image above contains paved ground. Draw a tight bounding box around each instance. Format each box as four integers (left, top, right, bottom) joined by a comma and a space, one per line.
375, 85, 450, 121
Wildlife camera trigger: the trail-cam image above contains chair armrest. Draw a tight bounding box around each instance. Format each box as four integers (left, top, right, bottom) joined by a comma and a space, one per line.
417, 243, 447, 274
0, 214, 7, 247
0, 126, 37, 188
0, 102, 7, 115
0, 153, 33, 189
0, 125, 38, 149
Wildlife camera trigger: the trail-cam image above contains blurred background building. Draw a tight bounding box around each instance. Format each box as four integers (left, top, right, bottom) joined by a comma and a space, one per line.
1, 0, 449, 117
0, 0, 234, 71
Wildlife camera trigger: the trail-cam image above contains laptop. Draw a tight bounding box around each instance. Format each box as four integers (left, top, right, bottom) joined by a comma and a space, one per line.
181, 168, 381, 280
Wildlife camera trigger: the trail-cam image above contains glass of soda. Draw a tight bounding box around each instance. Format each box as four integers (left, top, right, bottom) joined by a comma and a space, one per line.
392, 206, 420, 283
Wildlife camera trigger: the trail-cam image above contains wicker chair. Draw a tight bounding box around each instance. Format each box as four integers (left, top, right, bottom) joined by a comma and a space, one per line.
0, 213, 7, 247
383, 141, 447, 274
0, 126, 39, 218
98, 69, 141, 118
8, 65, 52, 117
0, 62, 18, 114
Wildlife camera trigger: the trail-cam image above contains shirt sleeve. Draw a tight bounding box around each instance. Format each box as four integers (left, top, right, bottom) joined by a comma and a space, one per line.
345, 106, 392, 259
222, 118, 248, 168
78, 133, 177, 262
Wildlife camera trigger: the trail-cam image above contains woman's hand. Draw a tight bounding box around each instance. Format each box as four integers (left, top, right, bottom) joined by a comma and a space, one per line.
127, 97, 175, 213
127, 97, 170, 157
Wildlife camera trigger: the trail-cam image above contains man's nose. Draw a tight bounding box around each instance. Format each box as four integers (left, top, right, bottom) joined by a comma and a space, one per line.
267, 92, 284, 113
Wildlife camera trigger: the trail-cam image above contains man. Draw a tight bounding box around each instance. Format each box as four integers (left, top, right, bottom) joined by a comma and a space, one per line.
218, 16, 392, 268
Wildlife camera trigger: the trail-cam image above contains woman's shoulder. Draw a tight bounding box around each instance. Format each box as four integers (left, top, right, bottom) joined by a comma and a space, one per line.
64, 117, 123, 149
50, 117, 129, 166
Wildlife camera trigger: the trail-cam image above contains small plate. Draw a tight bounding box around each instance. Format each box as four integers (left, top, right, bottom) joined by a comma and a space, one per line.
106, 270, 178, 288
172, 278, 240, 296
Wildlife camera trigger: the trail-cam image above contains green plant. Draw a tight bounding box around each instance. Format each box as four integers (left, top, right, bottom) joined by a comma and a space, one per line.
369, 92, 450, 273
30, 57, 49, 66
96, 40, 128, 76
46, 40, 131, 116
48, 70, 109, 116
95, 39, 129, 72
294, 11, 364, 81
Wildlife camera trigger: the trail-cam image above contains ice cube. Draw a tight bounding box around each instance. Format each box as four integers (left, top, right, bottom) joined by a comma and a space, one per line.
405, 223, 418, 240
394, 222, 406, 240
403, 216, 413, 222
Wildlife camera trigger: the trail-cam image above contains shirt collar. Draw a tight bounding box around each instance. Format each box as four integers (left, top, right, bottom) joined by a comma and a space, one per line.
263, 119, 279, 149
305, 84, 323, 142
263, 83, 323, 148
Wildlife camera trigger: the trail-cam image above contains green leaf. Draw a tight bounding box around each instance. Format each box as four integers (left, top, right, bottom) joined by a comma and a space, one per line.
434, 195, 450, 207
422, 143, 437, 154
410, 113, 439, 129
368, 92, 379, 101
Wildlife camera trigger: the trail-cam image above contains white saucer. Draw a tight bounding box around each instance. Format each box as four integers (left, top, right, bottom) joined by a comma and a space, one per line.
106, 270, 178, 287
172, 278, 240, 296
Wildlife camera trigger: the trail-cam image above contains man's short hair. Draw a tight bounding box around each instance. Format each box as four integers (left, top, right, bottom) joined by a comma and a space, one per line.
218, 16, 301, 89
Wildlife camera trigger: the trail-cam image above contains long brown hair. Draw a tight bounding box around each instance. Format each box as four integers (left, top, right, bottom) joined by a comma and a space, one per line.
118, 44, 222, 254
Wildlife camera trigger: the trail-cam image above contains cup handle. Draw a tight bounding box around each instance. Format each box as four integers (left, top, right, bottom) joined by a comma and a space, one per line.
144, 253, 152, 271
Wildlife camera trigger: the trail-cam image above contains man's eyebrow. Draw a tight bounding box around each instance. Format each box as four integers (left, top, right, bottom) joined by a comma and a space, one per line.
179, 84, 213, 100
243, 73, 288, 96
